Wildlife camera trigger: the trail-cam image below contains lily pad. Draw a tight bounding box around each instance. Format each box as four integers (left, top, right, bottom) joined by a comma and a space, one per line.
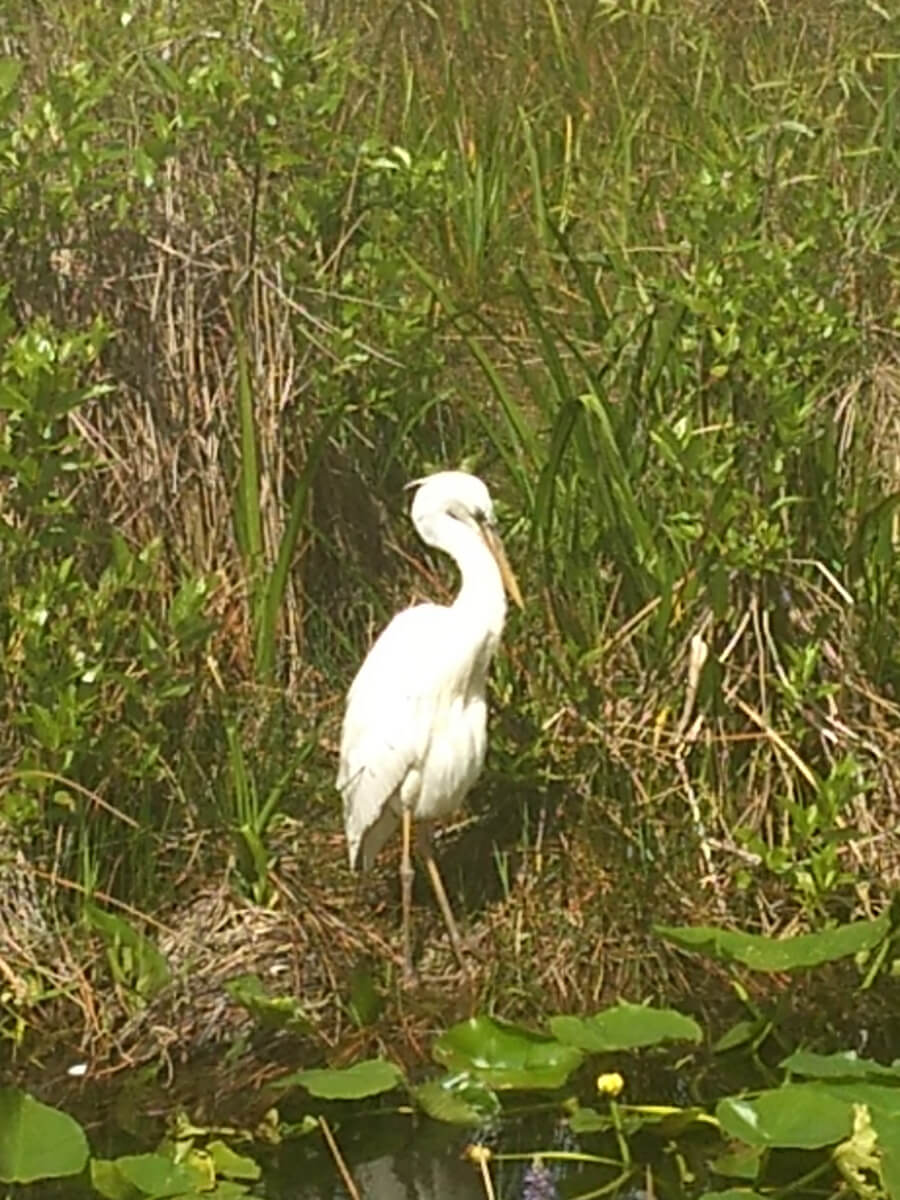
412, 1074, 502, 1125
780, 1050, 900, 1083
710, 1145, 765, 1181
207, 1141, 262, 1181
277, 1059, 405, 1100
91, 1159, 134, 1200
433, 1016, 583, 1090
656, 911, 890, 972
95, 1157, 248, 1200
114, 1152, 206, 1196
549, 1002, 702, 1052
819, 1081, 900, 1119
872, 1111, 900, 1200
714, 1019, 769, 1054
0, 1088, 89, 1183
717, 1083, 853, 1148
203, 1184, 254, 1199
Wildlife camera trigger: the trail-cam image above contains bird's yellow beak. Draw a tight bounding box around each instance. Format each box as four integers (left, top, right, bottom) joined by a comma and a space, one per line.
481, 524, 524, 609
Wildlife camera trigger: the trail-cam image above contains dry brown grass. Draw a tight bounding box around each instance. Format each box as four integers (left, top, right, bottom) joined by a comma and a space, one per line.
3, 676, 899, 1097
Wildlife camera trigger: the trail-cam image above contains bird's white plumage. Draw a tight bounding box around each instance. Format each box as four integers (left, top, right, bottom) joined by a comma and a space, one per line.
337, 471, 514, 873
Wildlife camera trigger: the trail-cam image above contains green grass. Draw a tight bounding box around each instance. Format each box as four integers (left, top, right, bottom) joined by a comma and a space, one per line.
1, 0, 899, 1046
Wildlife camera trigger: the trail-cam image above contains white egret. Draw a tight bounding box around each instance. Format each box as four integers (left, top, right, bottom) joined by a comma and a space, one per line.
337, 470, 523, 982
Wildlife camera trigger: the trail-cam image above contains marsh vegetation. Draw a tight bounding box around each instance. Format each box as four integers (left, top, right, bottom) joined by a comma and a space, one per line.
1, 0, 900, 1192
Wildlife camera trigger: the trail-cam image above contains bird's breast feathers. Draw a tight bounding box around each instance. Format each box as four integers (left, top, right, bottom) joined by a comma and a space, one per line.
338, 602, 493, 864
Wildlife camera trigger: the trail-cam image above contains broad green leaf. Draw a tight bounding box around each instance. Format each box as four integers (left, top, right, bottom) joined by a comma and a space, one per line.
716, 1083, 852, 1148
90, 1158, 134, 1200
223, 973, 312, 1034
780, 1050, 900, 1083
207, 1141, 262, 1181
0, 1088, 89, 1183
161, 1181, 252, 1199
278, 1059, 405, 1100
819, 1082, 900, 1119
549, 1002, 701, 1052
714, 1019, 768, 1054
412, 1074, 501, 1125
191, 1184, 252, 1199
205, 1183, 254, 1199
872, 1111, 900, 1200
157, 1146, 215, 1190
710, 1145, 764, 1180
111, 1152, 203, 1196
656, 911, 890, 971
433, 1016, 583, 1090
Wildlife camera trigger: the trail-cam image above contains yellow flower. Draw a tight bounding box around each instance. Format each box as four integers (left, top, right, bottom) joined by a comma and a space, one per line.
465, 1143, 493, 1165
596, 1072, 625, 1097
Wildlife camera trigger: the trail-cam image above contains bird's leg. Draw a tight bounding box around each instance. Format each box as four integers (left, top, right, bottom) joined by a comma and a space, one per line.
416, 823, 470, 976
400, 806, 417, 985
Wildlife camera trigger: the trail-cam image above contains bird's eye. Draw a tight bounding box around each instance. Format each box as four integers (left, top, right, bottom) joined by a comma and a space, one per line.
473, 507, 487, 525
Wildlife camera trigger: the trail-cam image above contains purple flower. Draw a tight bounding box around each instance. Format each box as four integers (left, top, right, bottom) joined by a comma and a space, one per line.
521, 1157, 559, 1200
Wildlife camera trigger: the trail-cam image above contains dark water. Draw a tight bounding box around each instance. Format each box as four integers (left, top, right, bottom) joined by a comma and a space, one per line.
10, 1085, 831, 1200
11, 1101, 650, 1200
7, 1045, 811, 1199
269, 1110, 618, 1199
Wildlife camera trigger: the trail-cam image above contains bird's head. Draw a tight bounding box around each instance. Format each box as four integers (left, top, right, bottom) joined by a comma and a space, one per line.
407, 471, 524, 608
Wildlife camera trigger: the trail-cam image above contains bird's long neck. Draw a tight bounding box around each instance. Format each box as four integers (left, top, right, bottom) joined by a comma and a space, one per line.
425, 515, 507, 642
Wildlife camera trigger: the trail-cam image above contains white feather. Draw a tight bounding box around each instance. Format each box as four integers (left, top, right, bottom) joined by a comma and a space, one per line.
337, 470, 518, 872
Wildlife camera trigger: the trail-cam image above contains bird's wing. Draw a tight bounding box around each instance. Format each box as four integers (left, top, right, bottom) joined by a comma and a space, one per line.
337, 605, 451, 869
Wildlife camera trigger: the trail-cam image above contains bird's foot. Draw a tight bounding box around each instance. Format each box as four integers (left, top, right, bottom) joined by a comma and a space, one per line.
400, 953, 420, 989
450, 928, 485, 969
